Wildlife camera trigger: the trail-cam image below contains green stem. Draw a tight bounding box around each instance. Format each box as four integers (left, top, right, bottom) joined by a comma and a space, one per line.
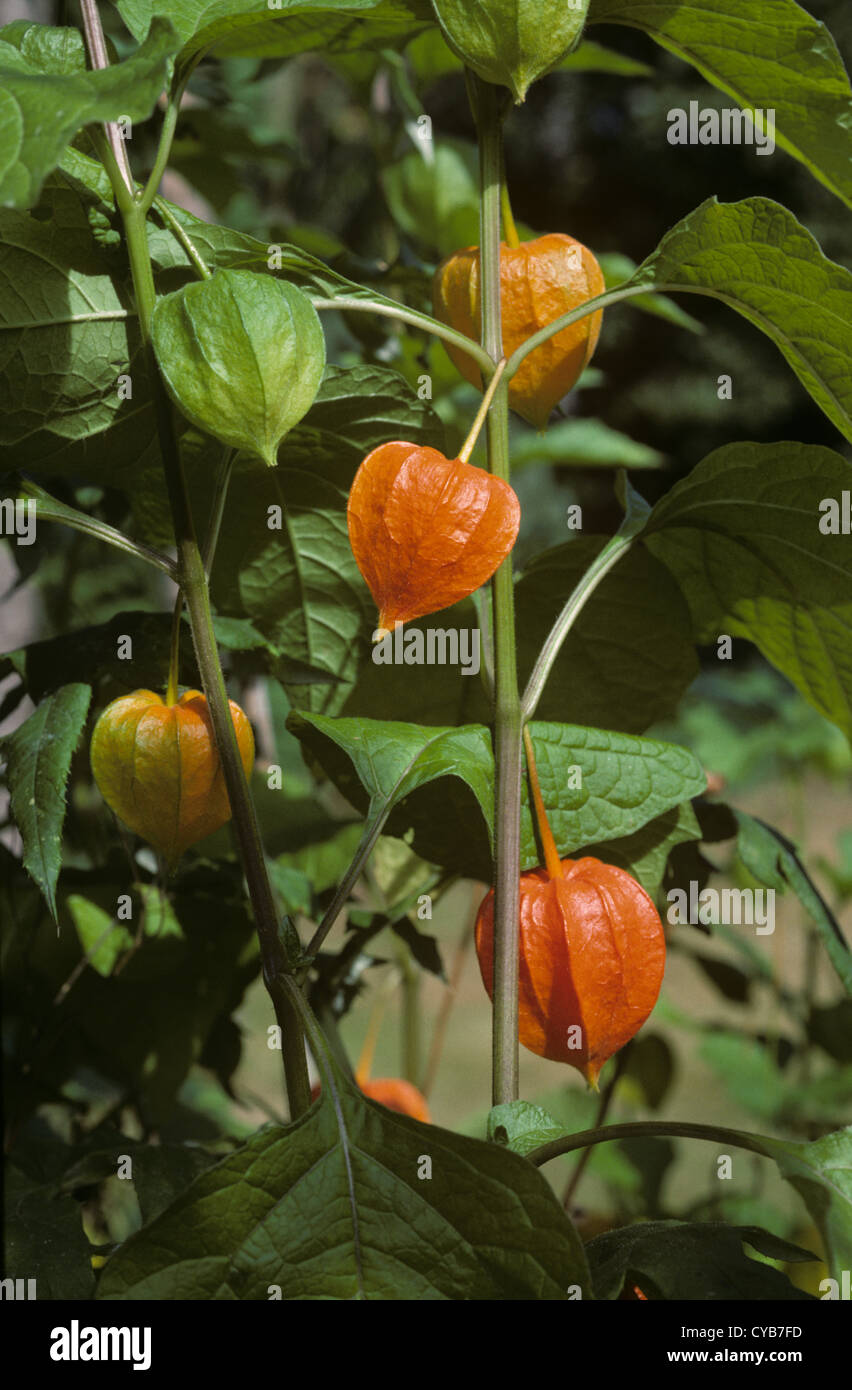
476, 77, 522, 1108
393, 938, 420, 1086
304, 809, 392, 961
18, 482, 177, 581
521, 529, 637, 720
153, 196, 212, 279
89, 80, 310, 1116
528, 1120, 780, 1169
310, 297, 495, 378
139, 86, 184, 214
202, 449, 236, 576
166, 592, 182, 707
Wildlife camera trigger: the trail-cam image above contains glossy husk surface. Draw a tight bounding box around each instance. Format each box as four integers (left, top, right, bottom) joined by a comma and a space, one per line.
433, 233, 605, 428
90, 688, 255, 870
347, 440, 520, 630
475, 856, 665, 1085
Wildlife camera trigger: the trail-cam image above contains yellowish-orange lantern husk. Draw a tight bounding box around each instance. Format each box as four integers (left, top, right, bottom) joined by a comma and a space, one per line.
90, 688, 255, 870
433, 233, 605, 429
347, 440, 520, 631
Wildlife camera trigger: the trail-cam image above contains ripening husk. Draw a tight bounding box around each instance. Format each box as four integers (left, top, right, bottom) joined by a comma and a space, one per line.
347, 441, 520, 630
433, 233, 605, 429
90, 688, 255, 870
475, 856, 665, 1086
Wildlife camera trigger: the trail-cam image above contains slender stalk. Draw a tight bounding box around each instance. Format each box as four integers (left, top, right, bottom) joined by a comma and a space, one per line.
528, 1120, 780, 1169
82, 11, 310, 1118
19, 482, 177, 581
395, 940, 420, 1086
457, 358, 507, 464
522, 530, 636, 720
421, 895, 477, 1099
522, 727, 562, 879
476, 78, 522, 1108
139, 92, 183, 213
202, 449, 237, 576
304, 811, 391, 961
500, 177, 521, 249
79, 0, 133, 192
562, 1045, 630, 1209
165, 592, 182, 707
153, 197, 212, 279
311, 297, 495, 378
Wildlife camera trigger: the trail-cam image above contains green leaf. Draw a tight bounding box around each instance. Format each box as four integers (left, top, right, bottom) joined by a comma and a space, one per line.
515, 538, 698, 734
382, 137, 479, 256
432, 0, 590, 102
510, 418, 664, 471
646, 442, 852, 740
0, 17, 180, 209
588, 0, 852, 208
622, 199, 852, 441
118, 0, 432, 85
586, 1220, 815, 1300
732, 810, 852, 997
582, 800, 701, 898
0, 21, 86, 74
66, 895, 133, 976
1, 684, 91, 919
5, 1166, 94, 1299
754, 1128, 852, 1277
488, 1101, 566, 1157
151, 270, 325, 467
289, 712, 707, 879
97, 1081, 591, 1299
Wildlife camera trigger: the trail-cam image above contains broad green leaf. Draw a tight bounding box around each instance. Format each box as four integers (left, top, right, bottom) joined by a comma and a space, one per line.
1, 684, 91, 919
521, 722, 707, 869
732, 810, 852, 997
382, 138, 479, 256
586, 1220, 815, 1300
97, 1081, 591, 1299
117, 0, 432, 84
509, 418, 664, 471
559, 37, 651, 76
0, 17, 179, 208
588, 0, 852, 208
618, 199, 852, 442
151, 270, 325, 467
645, 442, 852, 740
582, 800, 701, 897
488, 1101, 566, 1157
432, 0, 590, 102
515, 538, 698, 734
66, 895, 133, 976
404, 27, 651, 82
4, 1166, 94, 1299
290, 712, 707, 879
0, 21, 86, 74
753, 1127, 852, 1277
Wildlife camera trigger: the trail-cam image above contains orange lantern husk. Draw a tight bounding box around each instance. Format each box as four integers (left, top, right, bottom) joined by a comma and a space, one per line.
347, 440, 520, 631
475, 731, 666, 1086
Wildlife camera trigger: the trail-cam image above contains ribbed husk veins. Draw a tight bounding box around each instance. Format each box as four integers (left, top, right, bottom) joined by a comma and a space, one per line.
347, 440, 520, 630
90, 689, 255, 870
475, 856, 666, 1085
433, 233, 605, 429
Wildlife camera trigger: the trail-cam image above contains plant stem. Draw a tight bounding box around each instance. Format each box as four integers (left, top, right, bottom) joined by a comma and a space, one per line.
528, 1120, 779, 1169
153, 197, 212, 279
311, 297, 495, 378
457, 358, 506, 464
79, 0, 133, 192
421, 894, 477, 1099
83, 11, 310, 1118
562, 1045, 630, 1209
500, 176, 521, 249
18, 482, 177, 581
522, 529, 637, 720
476, 77, 522, 1108
522, 727, 562, 879
304, 810, 392, 960
139, 88, 184, 213
166, 592, 182, 707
